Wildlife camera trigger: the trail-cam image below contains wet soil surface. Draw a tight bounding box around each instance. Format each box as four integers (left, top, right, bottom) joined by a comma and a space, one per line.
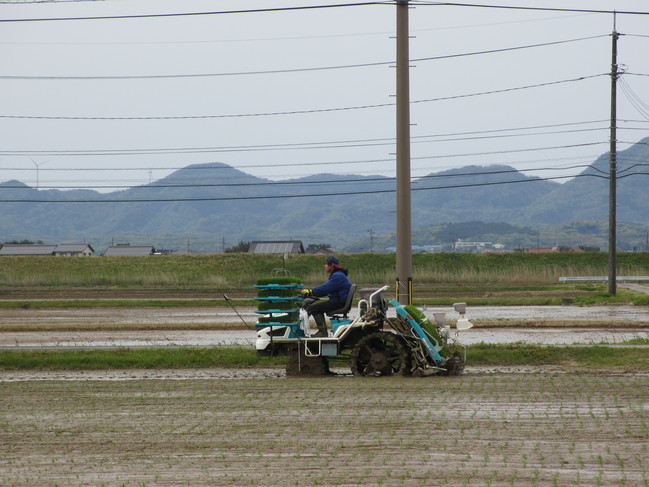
2, 306, 648, 486
1, 371, 647, 486
1, 306, 648, 349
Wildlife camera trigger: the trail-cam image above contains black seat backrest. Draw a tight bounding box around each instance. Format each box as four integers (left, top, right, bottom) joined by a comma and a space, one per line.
326, 283, 357, 318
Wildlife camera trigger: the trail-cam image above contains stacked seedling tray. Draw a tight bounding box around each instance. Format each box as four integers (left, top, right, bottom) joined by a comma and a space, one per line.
253, 277, 304, 338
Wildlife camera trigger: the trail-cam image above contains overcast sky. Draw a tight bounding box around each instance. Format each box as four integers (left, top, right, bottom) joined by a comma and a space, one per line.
1, 0, 648, 193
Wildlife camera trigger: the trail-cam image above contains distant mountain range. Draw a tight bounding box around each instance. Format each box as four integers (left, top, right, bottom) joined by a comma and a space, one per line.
1, 137, 648, 253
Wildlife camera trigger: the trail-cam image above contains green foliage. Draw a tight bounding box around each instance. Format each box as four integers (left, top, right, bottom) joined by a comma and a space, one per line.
1, 252, 648, 306
255, 276, 302, 285
4, 141, 649, 252
256, 289, 298, 298
224, 240, 251, 253
1, 344, 647, 371
257, 300, 299, 311
306, 243, 333, 252
0, 347, 285, 370
467, 343, 649, 369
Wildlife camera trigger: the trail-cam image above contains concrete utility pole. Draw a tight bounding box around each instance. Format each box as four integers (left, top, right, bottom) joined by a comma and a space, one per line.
608, 26, 619, 296
395, 0, 412, 305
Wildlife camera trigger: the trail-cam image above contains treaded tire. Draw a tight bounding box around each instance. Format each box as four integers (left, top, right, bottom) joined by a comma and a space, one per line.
286, 348, 330, 376
350, 331, 410, 377
442, 353, 465, 376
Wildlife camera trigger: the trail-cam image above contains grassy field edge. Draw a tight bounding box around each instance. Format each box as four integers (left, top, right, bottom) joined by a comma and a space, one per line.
1, 344, 647, 371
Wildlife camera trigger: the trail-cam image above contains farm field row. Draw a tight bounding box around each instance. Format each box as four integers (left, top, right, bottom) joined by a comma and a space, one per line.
1, 372, 647, 486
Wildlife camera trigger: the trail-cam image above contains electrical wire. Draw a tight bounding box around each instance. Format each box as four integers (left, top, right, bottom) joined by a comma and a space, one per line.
0, 120, 628, 171
0, 122, 615, 156
619, 77, 649, 120
0, 73, 607, 122
0, 140, 608, 157
0, 34, 608, 80
410, 2, 649, 16
0, 172, 619, 203
3, 1, 649, 23
0, 163, 599, 190
0, 2, 391, 23
0, 12, 595, 45
0, 154, 609, 186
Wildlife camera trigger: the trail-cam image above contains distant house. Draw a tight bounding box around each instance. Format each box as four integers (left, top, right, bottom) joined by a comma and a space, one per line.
103, 245, 155, 257
53, 244, 94, 256
528, 246, 585, 253
306, 246, 336, 255
0, 244, 57, 256
528, 247, 558, 253
248, 241, 305, 254
0, 243, 94, 256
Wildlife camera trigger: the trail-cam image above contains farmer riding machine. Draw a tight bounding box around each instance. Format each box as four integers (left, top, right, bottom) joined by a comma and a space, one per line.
254, 277, 473, 376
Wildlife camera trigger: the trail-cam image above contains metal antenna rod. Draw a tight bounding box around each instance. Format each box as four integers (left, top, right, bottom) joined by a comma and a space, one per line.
223, 294, 253, 329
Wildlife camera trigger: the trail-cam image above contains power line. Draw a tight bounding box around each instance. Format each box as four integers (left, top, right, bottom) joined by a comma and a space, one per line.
0, 154, 610, 183
0, 73, 607, 122
0, 119, 630, 156
0, 137, 608, 157
0, 34, 608, 80
410, 2, 649, 16
0, 163, 598, 190
0, 172, 621, 203
0, 120, 614, 153
619, 77, 649, 120
0, 12, 595, 45
3, 1, 649, 24
0, 2, 390, 23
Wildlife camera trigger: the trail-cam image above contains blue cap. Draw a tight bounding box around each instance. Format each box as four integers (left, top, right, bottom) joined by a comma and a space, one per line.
326, 256, 339, 265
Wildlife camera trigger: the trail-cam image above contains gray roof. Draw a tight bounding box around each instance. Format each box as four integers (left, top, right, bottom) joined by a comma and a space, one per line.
249, 241, 304, 254
0, 244, 57, 256
53, 243, 94, 254
103, 245, 154, 256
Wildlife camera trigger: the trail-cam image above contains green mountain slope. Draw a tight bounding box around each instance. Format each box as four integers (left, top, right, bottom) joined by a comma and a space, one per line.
1, 139, 648, 252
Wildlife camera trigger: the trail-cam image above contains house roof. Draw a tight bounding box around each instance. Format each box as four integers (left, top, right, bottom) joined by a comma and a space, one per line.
53, 243, 95, 254
0, 244, 57, 256
103, 245, 155, 256
249, 241, 305, 254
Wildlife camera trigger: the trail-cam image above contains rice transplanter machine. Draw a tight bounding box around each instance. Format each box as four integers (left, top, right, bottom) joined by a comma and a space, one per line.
254, 279, 473, 376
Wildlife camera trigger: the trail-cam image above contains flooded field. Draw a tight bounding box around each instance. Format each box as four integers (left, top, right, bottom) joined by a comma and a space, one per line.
2, 326, 648, 350
2, 304, 648, 327
1, 305, 648, 349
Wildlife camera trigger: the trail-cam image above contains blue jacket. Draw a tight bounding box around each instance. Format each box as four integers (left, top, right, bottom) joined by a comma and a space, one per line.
311, 268, 351, 305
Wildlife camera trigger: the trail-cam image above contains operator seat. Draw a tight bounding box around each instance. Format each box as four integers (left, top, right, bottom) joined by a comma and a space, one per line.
326, 283, 357, 320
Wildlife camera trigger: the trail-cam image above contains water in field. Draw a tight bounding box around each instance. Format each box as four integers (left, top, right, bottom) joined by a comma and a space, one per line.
1, 306, 647, 349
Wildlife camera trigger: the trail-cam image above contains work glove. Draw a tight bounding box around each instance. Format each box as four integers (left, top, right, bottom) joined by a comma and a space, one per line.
300, 288, 312, 296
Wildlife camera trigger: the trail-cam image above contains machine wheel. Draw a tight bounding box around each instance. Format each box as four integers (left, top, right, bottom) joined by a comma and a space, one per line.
286, 347, 330, 376
350, 331, 410, 377
442, 353, 465, 376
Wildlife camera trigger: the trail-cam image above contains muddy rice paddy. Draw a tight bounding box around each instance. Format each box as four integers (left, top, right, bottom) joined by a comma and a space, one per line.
1, 305, 648, 349
1, 306, 648, 486
1, 372, 648, 486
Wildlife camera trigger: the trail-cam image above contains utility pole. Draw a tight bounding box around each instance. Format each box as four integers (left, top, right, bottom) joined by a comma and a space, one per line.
368, 228, 375, 253
395, 0, 412, 305
608, 24, 619, 296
